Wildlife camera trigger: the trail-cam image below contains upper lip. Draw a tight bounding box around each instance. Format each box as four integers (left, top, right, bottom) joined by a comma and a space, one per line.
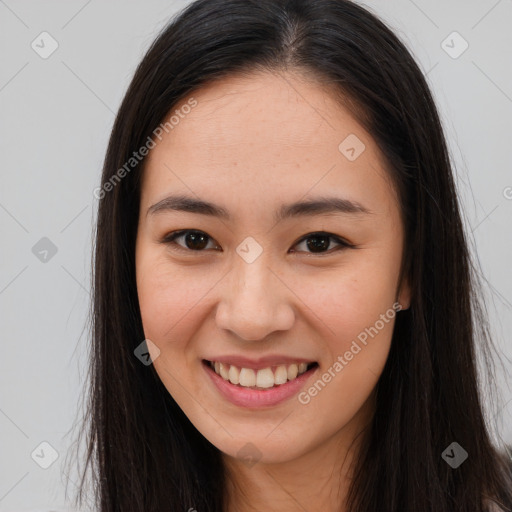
203, 355, 316, 370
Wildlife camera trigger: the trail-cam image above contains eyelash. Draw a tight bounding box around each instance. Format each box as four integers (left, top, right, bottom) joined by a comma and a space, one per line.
160, 230, 355, 256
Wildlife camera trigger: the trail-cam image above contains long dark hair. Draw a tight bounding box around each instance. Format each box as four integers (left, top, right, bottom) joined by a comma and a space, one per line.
71, 0, 512, 510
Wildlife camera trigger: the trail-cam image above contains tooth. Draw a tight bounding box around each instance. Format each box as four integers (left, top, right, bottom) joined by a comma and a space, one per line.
221, 361, 309, 386
256, 368, 275, 388
239, 368, 256, 387
228, 365, 240, 385
274, 365, 288, 385
287, 363, 298, 380
219, 362, 229, 380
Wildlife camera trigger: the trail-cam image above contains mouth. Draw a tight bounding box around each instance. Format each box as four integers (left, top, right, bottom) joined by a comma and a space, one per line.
204, 359, 318, 390
202, 358, 319, 408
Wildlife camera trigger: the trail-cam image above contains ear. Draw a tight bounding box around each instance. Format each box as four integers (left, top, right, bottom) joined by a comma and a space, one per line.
396, 275, 411, 311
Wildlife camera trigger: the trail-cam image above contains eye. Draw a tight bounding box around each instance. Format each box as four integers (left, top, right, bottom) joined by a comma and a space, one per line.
161, 229, 354, 255
290, 232, 354, 255
160, 230, 220, 252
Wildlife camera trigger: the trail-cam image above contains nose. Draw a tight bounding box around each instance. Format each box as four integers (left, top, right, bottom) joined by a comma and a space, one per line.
215, 256, 295, 342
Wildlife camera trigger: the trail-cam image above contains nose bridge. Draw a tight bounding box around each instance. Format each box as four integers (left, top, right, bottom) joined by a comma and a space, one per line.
236, 254, 274, 308
215, 248, 294, 341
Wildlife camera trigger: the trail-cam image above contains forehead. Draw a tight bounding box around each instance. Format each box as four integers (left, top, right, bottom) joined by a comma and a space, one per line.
141, 70, 397, 216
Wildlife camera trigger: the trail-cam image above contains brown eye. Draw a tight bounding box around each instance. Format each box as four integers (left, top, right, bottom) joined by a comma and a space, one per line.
290, 232, 353, 255
161, 230, 219, 252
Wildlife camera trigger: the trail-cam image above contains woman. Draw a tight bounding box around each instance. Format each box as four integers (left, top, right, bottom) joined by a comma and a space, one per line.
74, 0, 512, 510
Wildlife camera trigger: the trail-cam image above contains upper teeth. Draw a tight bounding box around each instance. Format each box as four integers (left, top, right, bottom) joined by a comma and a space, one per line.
211, 361, 310, 388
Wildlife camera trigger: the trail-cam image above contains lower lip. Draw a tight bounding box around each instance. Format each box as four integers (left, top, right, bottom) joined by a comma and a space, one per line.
203, 361, 318, 408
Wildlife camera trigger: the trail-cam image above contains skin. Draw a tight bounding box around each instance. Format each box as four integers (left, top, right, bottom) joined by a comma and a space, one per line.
135, 69, 411, 512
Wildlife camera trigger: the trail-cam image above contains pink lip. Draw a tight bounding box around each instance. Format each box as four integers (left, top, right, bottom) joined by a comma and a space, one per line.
202, 354, 315, 371
203, 360, 318, 408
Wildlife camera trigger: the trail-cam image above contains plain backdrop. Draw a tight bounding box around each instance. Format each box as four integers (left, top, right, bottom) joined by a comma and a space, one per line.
1, 0, 511, 510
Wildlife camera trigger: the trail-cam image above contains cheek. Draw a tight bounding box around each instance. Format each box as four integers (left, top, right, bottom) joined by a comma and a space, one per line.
287, 250, 400, 409
136, 257, 215, 399
295, 273, 398, 432
293, 256, 401, 344
136, 254, 213, 348
300, 276, 396, 392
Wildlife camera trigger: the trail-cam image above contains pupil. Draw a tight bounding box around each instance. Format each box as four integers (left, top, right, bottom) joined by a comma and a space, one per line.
307, 235, 329, 252
186, 232, 208, 250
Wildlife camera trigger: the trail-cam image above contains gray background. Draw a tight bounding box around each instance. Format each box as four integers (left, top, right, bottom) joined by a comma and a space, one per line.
1, 0, 511, 510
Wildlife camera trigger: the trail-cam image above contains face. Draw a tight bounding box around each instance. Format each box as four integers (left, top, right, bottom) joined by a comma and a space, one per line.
135, 70, 410, 465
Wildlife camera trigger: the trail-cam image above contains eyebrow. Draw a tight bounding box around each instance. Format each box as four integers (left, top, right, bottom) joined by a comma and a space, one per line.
146, 193, 373, 223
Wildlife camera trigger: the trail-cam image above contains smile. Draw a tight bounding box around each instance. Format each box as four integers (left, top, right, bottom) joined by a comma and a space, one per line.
202, 359, 319, 408
207, 360, 315, 389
